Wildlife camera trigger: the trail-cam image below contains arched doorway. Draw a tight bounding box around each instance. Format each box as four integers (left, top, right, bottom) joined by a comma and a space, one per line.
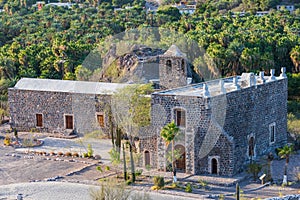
211, 158, 218, 174
144, 150, 150, 166
175, 144, 186, 172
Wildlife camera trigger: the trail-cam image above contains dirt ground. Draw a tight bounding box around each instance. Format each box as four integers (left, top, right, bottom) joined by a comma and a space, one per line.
0, 124, 299, 199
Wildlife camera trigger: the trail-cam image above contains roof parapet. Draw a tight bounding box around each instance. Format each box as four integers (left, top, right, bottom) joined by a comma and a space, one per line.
280, 67, 287, 78
219, 80, 226, 94
154, 68, 287, 97
267, 69, 276, 82
203, 84, 210, 98
257, 71, 266, 84
232, 76, 240, 90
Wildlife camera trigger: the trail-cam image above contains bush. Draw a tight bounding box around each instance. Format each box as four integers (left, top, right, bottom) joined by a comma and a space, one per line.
199, 178, 208, 188
151, 185, 161, 190
135, 169, 143, 177
247, 162, 262, 181
185, 183, 192, 193
87, 144, 94, 157
126, 180, 132, 185
89, 178, 131, 200
3, 135, 11, 146
82, 152, 88, 158
96, 166, 103, 172
153, 176, 164, 189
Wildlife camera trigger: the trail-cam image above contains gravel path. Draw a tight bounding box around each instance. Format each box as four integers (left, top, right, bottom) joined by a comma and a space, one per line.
0, 182, 203, 200
0, 182, 97, 200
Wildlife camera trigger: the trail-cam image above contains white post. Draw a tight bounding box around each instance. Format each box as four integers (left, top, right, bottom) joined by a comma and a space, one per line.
280, 67, 287, 78
268, 69, 276, 82
220, 80, 226, 94
283, 175, 287, 185
258, 71, 265, 83
249, 73, 256, 86
232, 76, 240, 90
203, 84, 210, 98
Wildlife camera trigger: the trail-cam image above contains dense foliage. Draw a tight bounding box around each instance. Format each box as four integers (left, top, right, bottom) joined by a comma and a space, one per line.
0, 0, 299, 116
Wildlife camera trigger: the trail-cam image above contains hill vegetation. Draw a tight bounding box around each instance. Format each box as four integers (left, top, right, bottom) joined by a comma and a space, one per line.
0, 0, 299, 136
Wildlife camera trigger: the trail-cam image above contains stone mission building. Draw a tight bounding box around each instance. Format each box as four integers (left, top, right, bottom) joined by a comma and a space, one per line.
8, 45, 288, 176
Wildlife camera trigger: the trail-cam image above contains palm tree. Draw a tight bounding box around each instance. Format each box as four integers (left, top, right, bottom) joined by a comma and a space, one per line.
160, 121, 180, 172
278, 144, 294, 185
290, 46, 300, 73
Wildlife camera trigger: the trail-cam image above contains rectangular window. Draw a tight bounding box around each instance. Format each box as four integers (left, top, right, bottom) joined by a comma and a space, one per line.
36, 114, 43, 127
65, 115, 73, 129
269, 123, 276, 143
97, 114, 105, 127
176, 109, 186, 127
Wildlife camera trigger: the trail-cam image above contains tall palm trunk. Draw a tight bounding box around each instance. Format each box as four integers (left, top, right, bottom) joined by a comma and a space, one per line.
129, 140, 136, 183
172, 140, 175, 171
122, 143, 127, 181
283, 155, 289, 185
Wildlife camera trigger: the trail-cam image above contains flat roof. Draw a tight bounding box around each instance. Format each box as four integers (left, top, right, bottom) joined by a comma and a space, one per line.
154, 74, 285, 97
11, 78, 130, 95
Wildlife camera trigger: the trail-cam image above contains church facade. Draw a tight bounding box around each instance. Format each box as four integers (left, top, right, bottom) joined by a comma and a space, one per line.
8, 45, 288, 176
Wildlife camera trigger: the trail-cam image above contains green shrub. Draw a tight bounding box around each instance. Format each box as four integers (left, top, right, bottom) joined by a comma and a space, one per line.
105, 166, 110, 171
247, 162, 262, 181
135, 169, 143, 176
126, 180, 132, 185
22, 136, 34, 147
153, 176, 164, 189
96, 166, 103, 172
199, 178, 207, 188
82, 152, 88, 158
87, 144, 94, 157
185, 183, 192, 193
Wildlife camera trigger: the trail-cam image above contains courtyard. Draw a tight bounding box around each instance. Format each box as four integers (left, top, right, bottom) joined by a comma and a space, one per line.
0, 124, 299, 200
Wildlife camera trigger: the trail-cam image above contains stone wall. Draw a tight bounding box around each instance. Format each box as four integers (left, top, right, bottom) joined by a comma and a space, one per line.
159, 56, 188, 89
8, 89, 114, 136
222, 78, 288, 173
150, 77, 287, 176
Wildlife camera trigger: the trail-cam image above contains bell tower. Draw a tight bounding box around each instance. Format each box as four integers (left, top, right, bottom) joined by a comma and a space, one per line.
159, 45, 190, 89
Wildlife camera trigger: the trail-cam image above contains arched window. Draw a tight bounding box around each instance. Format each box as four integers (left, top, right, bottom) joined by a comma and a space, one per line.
181, 59, 185, 73
166, 60, 172, 73
144, 150, 150, 166
248, 137, 255, 157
